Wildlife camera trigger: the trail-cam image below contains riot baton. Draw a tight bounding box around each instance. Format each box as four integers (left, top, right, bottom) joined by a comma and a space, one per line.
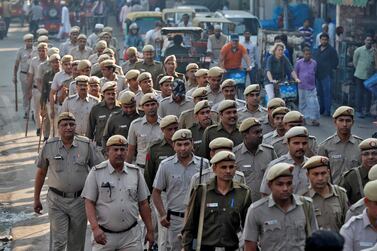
37, 106, 45, 153
199, 157, 203, 184
14, 80, 18, 112
25, 101, 31, 137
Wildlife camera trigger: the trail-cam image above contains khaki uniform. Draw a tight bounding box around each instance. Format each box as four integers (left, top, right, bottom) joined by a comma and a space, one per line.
102, 110, 140, 147
318, 133, 363, 184
261, 114, 274, 134
158, 96, 194, 118
340, 209, 377, 251
178, 109, 217, 130
237, 105, 268, 122
100, 74, 126, 94
339, 166, 370, 204
60, 94, 100, 135
36, 136, 104, 251
234, 143, 277, 201
88, 53, 99, 65
206, 87, 224, 106
345, 198, 365, 223
189, 123, 211, 155
81, 160, 149, 251
263, 130, 283, 145
127, 116, 163, 167
15, 46, 33, 111
212, 99, 245, 113
243, 194, 318, 251
91, 63, 124, 78
69, 46, 93, 60
59, 41, 77, 56
182, 178, 252, 250
199, 123, 243, 159
260, 153, 309, 195
156, 72, 185, 86
86, 101, 121, 147
271, 135, 318, 157
185, 79, 196, 92
121, 59, 140, 74
303, 184, 348, 231
134, 60, 164, 90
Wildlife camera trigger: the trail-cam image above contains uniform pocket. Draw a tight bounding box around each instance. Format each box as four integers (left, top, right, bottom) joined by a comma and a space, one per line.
50, 159, 64, 172
75, 158, 88, 172
262, 222, 281, 242
127, 188, 138, 202
99, 187, 116, 203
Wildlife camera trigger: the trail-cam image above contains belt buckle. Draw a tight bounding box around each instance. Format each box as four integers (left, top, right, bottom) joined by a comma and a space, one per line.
62, 191, 66, 197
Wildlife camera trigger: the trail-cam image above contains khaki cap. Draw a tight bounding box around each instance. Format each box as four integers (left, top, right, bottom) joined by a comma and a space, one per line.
210, 150, 235, 164
137, 72, 152, 82
218, 100, 237, 113
48, 47, 60, 56
61, 55, 73, 63
125, 69, 140, 80
98, 54, 110, 63
103, 48, 115, 56
127, 46, 138, 55
89, 76, 100, 85
186, 63, 199, 72
164, 55, 176, 64
58, 112, 75, 124
37, 42, 48, 49
266, 163, 294, 181
49, 54, 60, 62
359, 138, 377, 151
143, 45, 155, 52
368, 164, 377, 181
140, 93, 158, 106
272, 107, 290, 118
96, 40, 107, 50
70, 27, 80, 33
220, 79, 236, 90
103, 26, 113, 33
77, 34, 87, 40
100, 59, 115, 68
77, 60, 91, 70
302, 155, 330, 170
194, 100, 210, 114
160, 115, 179, 129
239, 117, 261, 133
195, 68, 208, 77
244, 84, 260, 96
172, 129, 192, 141
283, 111, 304, 123
192, 87, 208, 98
159, 76, 174, 85
37, 35, 48, 43
23, 33, 34, 40
267, 98, 286, 109
106, 135, 128, 147
332, 106, 354, 119
364, 180, 377, 201
209, 137, 234, 150
101, 81, 116, 93
75, 75, 89, 83
99, 31, 110, 38
72, 60, 80, 66
36, 28, 48, 36
119, 91, 136, 105
284, 126, 309, 141
208, 66, 224, 77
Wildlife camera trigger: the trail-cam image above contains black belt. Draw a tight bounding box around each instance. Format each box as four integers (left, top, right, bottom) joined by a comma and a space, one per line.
99, 221, 138, 234
20, 71, 28, 74
167, 209, 185, 218
33, 85, 38, 88
137, 164, 145, 169
49, 187, 82, 198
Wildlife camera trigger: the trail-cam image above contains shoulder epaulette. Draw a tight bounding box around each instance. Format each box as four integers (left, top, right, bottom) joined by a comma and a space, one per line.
75, 135, 90, 143
261, 143, 275, 150
233, 143, 243, 152
342, 168, 357, 178
126, 162, 139, 170
46, 137, 60, 144
309, 135, 317, 140
353, 135, 363, 141
334, 184, 347, 193
251, 196, 269, 209
67, 94, 77, 99
343, 213, 363, 229
321, 134, 336, 144
93, 161, 107, 170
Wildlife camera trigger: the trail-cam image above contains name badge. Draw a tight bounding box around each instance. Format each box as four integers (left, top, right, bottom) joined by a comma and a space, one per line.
98, 115, 106, 119
264, 220, 278, 225
243, 165, 251, 168
53, 154, 63, 160
120, 125, 128, 128
158, 156, 167, 159
360, 242, 374, 247
207, 203, 218, 208
331, 154, 342, 159
194, 140, 202, 144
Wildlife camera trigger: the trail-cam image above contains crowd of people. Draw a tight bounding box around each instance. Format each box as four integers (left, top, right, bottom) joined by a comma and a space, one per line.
10, 9, 377, 251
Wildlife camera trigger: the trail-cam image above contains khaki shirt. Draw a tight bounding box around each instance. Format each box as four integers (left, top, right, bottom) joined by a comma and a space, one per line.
86, 101, 121, 146
88, 53, 99, 65
158, 96, 194, 118
345, 198, 365, 223
16, 46, 33, 74
206, 86, 224, 106
134, 89, 162, 111
60, 40, 77, 56
339, 165, 370, 204
185, 79, 196, 92
179, 109, 217, 130
81, 160, 149, 231
51, 71, 72, 98
234, 143, 277, 201
36, 136, 104, 192
303, 184, 348, 231
102, 110, 140, 147
260, 153, 309, 195
318, 133, 363, 184
134, 60, 164, 90
263, 130, 283, 145
28, 56, 47, 84
37, 61, 52, 83
244, 194, 318, 251
121, 59, 140, 74
91, 63, 124, 78
189, 122, 209, 155
100, 74, 126, 94
127, 116, 163, 166
238, 105, 267, 122
69, 46, 93, 60
340, 209, 377, 251
272, 135, 318, 158
261, 114, 274, 134
60, 94, 100, 135
153, 154, 209, 212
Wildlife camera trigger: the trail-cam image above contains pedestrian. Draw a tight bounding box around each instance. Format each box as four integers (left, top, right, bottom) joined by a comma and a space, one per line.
318, 106, 363, 184
99, 59, 126, 94
70, 34, 93, 60
124, 23, 144, 52
156, 55, 185, 86
207, 25, 228, 64
58, 1, 71, 40
81, 135, 154, 251
353, 34, 376, 118
295, 47, 320, 126
298, 19, 314, 48
244, 162, 318, 251
145, 21, 163, 48
303, 156, 349, 231
2, 0, 11, 37
92, 0, 107, 25
133, 72, 162, 110
315, 24, 329, 49
241, 30, 258, 83
87, 23, 104, 48
33, 112, 103, 250
313, 33, 338, 116
206, 66, 225, 106
119, 0, 132, 32
60, 27, 79, 56
182, 150, 252, 250
28, 0, 43, 36
164, 35, 190, 61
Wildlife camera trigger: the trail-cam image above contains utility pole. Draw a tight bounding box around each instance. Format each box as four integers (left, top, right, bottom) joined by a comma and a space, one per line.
283, 0, 289, 30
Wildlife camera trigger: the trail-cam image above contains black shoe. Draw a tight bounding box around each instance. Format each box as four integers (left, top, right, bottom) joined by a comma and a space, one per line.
31, 113, 35, 123
36, 128, 40, 136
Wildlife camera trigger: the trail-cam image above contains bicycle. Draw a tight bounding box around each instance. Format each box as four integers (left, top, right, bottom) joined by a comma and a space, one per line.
223, 68, 247, 100
277, 80, 299, 111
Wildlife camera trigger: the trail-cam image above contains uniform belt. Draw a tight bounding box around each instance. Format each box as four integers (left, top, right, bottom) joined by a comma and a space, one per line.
49, 187, 82, 198
167, 209, 185, 218
20, 71, 28, 74
99, 221, 137, 234
33, 85, 38, 88
137, 164, 145, 169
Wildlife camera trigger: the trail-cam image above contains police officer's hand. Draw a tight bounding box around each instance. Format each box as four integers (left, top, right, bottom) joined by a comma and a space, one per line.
93, 227, 107, 245
34, 199, 43, 214
145, 229, 154, 247
160, 215, 170, 228
50, 110, 55, 119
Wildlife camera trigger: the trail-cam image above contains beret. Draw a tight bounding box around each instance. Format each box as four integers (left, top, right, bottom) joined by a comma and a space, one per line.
209, 137, 233, 150
137, 72, 152, 82
58, 112, 75, 123
37, 35, 48, 43
103, 48, 115, 56
70, 27, 80, 33
186, 63, 199, 72
303, 155, 330, 170
126, 46, 138, 55
210, 150, 235, 164
164, 55, 176, 64
267, 98, 285, 109
49, 54, 61, 62
61, 55, 73, 63
106, 135, 128, 147
99, 31, 110, 38
23, 33, 34, 40
101, 81, 116, 93
368, 164, 377, 181
98, 54, 110, 63
160, 115, 179, 129
239, 117, 261, 133
77, 59, 91, 70
72, 60, 80, 66
272, 107, 290, 118
143, 45, 155, 52
75, 75, 89, 83
118, 91, 136, 105
36, 28, 48, 35
332, 106, 354, 119
266, 162, 294, 181
359, 138, 377, 151
218, 100, 237, 113
283, 111, 304, 123
125, 69, 140, 80
140, 93, 158, 106
37, 42, 48, 49
89, 76, 100, 85
207, 66, 224, 77
48, 47, 60, 56
244, 84, 260, 95
77, 34, 87, 40
364, 180, 377, 201
194, 100, 210, 114
95, 40, 107, 50
172, 129, 192, 141
159, 76, 174, 85
192, 87, 208, 98
220, 79, 236, 90
284, 126, 309, 141
195, 68, 208, 77
100, 59, 115, 68
103, 26, 113, 33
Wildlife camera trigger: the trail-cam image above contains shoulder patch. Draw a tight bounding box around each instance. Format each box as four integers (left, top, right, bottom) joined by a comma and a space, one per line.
93, 161, 107, 170
75, 135, 90, 143
126, 163, 139, 170
250, 196, 268, 209
300, 195, 313, 203
342, 168, 357, 178
334, 185, 347, 193
271, 137, 284, 145
67, 94, 77, 99
342, 214, 363, 229
235, 170, 245, 177
321, 134, 336, 144
261, 143, 275, 150
353, 135, 363, 141
309, 135, 317, 140
233, 143, 243, 152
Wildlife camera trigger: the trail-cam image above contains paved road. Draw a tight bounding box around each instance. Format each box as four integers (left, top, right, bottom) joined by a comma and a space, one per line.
0, 23, 376, 250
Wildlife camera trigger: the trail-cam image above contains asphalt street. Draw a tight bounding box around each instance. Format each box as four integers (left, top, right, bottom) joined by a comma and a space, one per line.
0, 23, 376, 251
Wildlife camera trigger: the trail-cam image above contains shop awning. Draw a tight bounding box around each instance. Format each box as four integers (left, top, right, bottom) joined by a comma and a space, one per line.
328, 0, 369, 7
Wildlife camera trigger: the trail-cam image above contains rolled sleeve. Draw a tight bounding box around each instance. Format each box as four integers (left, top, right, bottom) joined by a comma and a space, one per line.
137, 170, 150, 201
36, 145, 48, 168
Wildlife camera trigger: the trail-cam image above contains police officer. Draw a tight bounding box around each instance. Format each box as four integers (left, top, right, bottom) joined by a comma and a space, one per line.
200, 100, 242, 159
89, 40, 107, 65
88, 76, 101, 99
189, 100, 213, 154
69, 60, 92, 95
81, 135, 154, 251
152, 129, 210, 251
61, 75, 100, 135
262, 97, 286, 134
238, 84, 267, 122
182, 151, 252, 251
126, 93, 163, 169
260, 126, 310, 195
134, 72, 162, 110
186, 68, 208, 97
100, 59, 126, 94
206, 66, 224, 106
185, 63, 199, 91
60, 27, 80, 56
102, 91, 140, 147
244, 163, 318, 251
234, 117, 277, 201
156, 55, 185, 85
121, 47, 140, 74
303, 155, 348, 231
37, 47, 60, 96
34, 112, 103, 251
263, 106, 289, 145
179, 87, 209, 129
122, 69, 141, 95
87, 82, 121, 147
70, 34, 93, 60
318, 106, 363, 184
340, 180, 377, 251
159, 75, 174, 99
340, 138, 377, 204
211, 79, 245, 113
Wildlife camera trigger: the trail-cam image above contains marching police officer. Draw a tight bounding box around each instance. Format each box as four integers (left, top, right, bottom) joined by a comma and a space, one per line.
206, 66, 225, 106
179, 87, 210, 129
262, 97, 286, 134
238, 84, 267, 122
262, 106, 289, 145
